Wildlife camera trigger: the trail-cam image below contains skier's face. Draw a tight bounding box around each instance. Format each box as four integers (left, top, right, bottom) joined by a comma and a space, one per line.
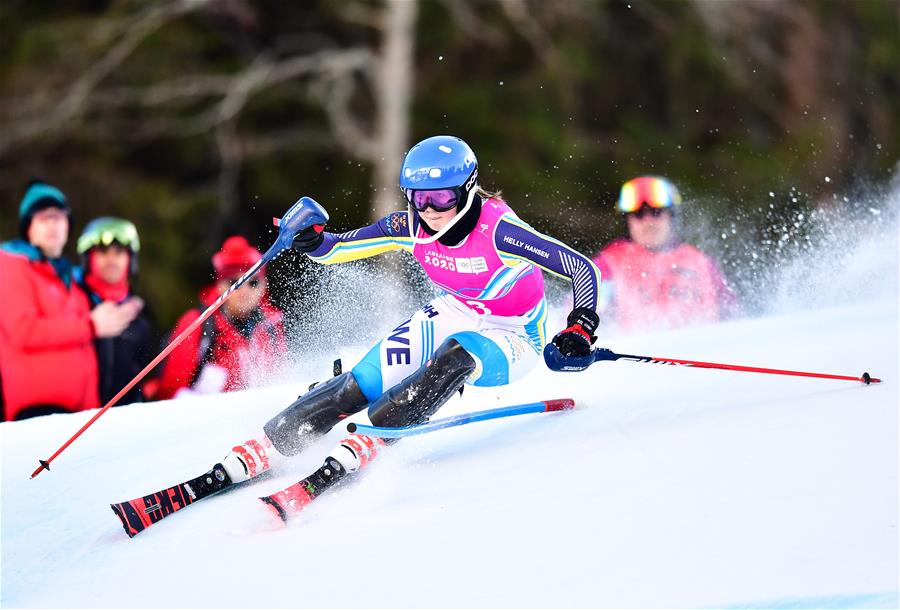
418, 206, 458, 232
626, 206, 674, 250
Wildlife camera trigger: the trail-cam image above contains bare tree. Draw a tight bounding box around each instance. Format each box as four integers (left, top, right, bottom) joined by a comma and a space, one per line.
0, 0, 418, 233
372, 0, 417, 222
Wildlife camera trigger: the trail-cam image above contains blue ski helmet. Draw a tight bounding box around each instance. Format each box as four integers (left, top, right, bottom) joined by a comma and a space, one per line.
399, 135, 478, 201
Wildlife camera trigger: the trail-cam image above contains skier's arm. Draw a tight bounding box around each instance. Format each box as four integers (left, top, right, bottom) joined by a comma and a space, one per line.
494, 216, 601, 315
300, 212, 414, 265
495, 215, 602, 358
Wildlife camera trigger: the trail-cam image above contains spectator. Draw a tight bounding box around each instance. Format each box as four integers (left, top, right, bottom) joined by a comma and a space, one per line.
0, 180, 139, 420
76, 217, 158, 405
157, 236, 287, 399
593, 175, 739, 332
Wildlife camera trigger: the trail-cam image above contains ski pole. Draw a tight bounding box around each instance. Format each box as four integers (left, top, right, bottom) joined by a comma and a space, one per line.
543, 344, 881, 384
346, 398, 575, 439
30, 196, 329, 479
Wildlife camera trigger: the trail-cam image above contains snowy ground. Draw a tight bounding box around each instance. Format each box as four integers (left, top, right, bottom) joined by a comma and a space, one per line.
2, 199, 899, 608
2, 294, 897, 609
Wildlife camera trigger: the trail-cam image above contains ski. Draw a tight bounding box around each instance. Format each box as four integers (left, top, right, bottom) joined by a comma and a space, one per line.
112, 399, 575, 536
111, 436, 278, 538
259, 458, 348, 522
260, 433, 384, 522
110, 463, 237, 538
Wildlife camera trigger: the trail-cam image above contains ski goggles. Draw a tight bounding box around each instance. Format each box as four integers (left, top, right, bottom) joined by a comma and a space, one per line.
76, 220, 141, 254
617, 176, 682, 214
404, 188, 460, 212
628, 206, 671, 220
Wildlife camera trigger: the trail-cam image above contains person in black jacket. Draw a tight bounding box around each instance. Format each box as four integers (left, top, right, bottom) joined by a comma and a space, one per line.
76, 217, 159, 405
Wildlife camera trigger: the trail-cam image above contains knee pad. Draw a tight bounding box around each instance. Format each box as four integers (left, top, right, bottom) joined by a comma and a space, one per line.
264, 371, 369, 456
368, 339, 475, 429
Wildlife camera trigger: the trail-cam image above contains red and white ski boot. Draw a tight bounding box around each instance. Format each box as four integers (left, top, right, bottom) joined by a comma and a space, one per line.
260, 433, 385, 522
220, 433, 282, 484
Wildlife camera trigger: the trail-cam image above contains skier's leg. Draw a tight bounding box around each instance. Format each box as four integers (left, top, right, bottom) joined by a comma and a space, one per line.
258, 296, 475, 488
261, 301, 548, 518
348, 297, 474, 412
218, 371, 369, 483
325, 335, 482, 477
250, 301, 453, 468
351, 295, 545, 430
363, 307, 546, 431
366, 337, 476, 428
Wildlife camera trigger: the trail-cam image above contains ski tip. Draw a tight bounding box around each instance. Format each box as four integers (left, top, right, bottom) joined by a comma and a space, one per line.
110, 503, 140, 538
259, 496, 288, 524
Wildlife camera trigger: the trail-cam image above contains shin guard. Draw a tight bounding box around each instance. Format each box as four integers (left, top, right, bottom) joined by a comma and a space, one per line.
368, 339, 475, 429
264, 372, 369, 456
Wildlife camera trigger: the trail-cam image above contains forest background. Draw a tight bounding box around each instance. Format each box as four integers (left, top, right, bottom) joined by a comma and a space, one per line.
1, 0, 897, 341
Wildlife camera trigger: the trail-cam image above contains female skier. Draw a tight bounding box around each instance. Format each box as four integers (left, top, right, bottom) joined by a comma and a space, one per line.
112, 135, 605, 532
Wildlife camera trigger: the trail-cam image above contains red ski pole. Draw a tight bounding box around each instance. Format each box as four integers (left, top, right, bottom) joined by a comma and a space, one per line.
544, 345, 882, 384
30, 197, 329, 479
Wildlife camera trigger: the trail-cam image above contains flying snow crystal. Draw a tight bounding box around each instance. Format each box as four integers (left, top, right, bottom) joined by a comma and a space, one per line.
825, 176, 831, 183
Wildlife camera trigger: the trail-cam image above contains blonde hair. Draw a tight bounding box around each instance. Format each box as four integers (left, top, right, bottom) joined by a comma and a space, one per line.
476, 186, 503, 201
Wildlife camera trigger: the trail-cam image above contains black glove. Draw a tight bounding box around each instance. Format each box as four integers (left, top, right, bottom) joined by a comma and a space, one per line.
552, 307, 600, 357
291, 224, 325, 253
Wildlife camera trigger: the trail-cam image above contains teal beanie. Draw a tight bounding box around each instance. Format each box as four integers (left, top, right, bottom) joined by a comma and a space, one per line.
19, 180, 70, 238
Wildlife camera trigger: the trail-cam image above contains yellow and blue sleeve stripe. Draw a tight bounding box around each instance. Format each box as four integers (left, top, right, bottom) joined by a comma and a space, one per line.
308, 213, 415, 265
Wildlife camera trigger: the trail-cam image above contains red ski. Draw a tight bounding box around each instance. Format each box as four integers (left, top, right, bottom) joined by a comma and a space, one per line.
260, 433, 384, 521
111, 463, 236, 538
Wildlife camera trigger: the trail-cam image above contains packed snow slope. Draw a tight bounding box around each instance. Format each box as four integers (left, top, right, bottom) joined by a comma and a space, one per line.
2, 195, 899, 608
1, 296, 897, 609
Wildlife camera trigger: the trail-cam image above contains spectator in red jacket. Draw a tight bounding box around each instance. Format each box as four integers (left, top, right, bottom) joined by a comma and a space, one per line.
157, 236, 287, 399
0, 180, 140, 420
593, 176, 740, 333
